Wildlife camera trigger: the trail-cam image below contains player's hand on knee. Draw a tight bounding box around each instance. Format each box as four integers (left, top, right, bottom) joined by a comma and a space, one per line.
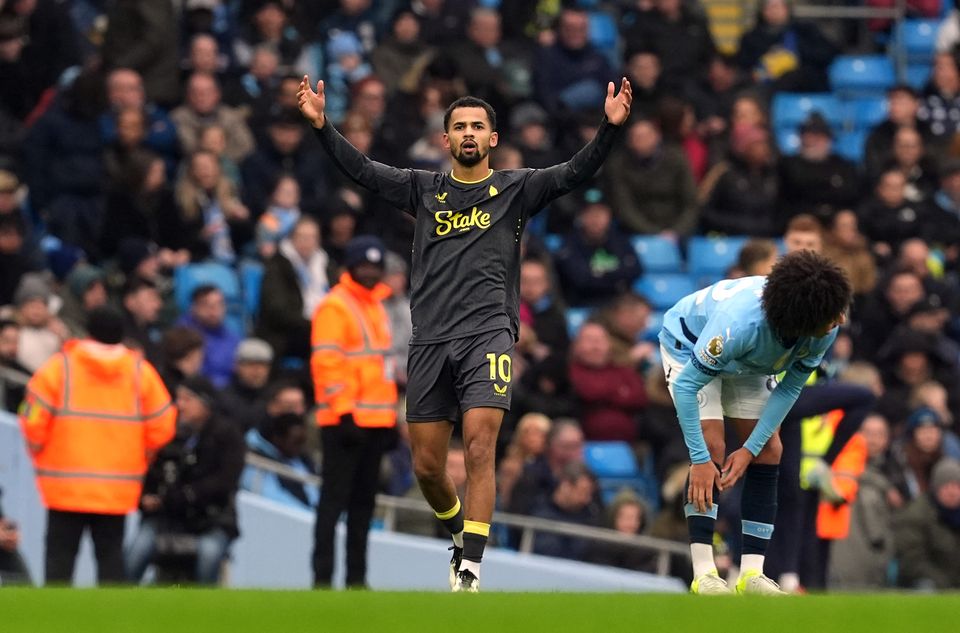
688, 462, 721, 513
720, 448, 753, 490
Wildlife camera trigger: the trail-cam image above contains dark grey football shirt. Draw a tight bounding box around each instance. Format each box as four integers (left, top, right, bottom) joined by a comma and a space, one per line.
314, 119, 619, 344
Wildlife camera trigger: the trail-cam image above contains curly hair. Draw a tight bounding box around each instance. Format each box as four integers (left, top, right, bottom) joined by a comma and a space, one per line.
762, 250, 852, 338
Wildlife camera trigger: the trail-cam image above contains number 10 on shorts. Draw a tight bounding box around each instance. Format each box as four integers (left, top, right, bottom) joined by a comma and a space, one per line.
485, 353, 512, 383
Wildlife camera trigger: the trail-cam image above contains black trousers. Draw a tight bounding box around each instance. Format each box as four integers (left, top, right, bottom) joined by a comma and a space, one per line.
766, 383, 875, 581
312, 425, 392, 587
45, 510, 126, 585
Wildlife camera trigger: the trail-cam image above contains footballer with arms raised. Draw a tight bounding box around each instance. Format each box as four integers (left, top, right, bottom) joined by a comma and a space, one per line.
298, 75, 632, 591
659, 250, 851, 594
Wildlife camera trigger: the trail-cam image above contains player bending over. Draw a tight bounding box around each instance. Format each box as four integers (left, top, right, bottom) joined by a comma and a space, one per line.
658, 250, 851, 595
298, 74, 631, 591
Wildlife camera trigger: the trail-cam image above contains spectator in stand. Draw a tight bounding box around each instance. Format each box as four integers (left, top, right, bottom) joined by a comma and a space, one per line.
730, 238, 779, 278
316, 0, 381, 56
0, 171, 39, 269
23, 68, 106, 259
371, 8, 434, 98
854, 267, 926, 362
822, 210, 878, 298
827, 413, 897, 590
533, 7, 615, 116
120, 277, 163, 367
857, 168, 930, 260
518, 257, 569, 358
409, 0, 471, 48
103, 107, 151, 189
887, 408, 960, 505
126, 376, 245, 585
508, 419, 586, 517
171, 72, 256, 163
895, 458, 960, 589
736, 0, 836, 92
510, 102, 560, 170
508, 353, 579, 430
258, 216, 331, 363
181, 34, 229, 88
700, 123, 779, 236
323, 32, 374, 126
658, 96, 709, 184
690, 54, 749, 144
569, 321, 647, 444
100, 69, 179, 168
383, 252, 412, 390
101, 0, 179, 108
220, 338, 273, 433
158, 325, 205, 396
782, 213, 824, 255
889, 126, 939, 203
21, 307, 176, 585
0, 319, 29, 413
0, 486, 29, 585
865, 85, 936, 181
198, 124, 243, 189
254, 174, 301, 259
0, 213, 30, 308
585, 490, 656, 573
604, 117, 698, 238
174, 150, 251, 263
624, 48, 668, 121
778, 112, 860, 229
596, 292, 656, 371
233, 1, 317, 79
919, 53, 960, 140
177, 285, 241, 389
927, 158, 960, 255
222, 45, 281, 126
12, 273, 64, 372
876, 333, 960, 431
895, 238, 958, 311
555, 198, 641, 308
57, 264, 107, 340
242, 105, 330, 218
622, 0, 715, 94
242, 412, 318, 510
531, 462, 601, 561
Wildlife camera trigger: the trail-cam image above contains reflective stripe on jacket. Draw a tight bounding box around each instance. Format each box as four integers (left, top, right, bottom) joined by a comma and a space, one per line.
311, 273, 397, 428
19, 340, 177, 514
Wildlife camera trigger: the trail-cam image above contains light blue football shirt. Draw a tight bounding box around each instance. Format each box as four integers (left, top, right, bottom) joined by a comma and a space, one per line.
658, 276, 838, 464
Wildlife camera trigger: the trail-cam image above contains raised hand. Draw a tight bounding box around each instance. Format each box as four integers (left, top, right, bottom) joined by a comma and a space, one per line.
297, 75, 326, 128
604, 77, 632, 126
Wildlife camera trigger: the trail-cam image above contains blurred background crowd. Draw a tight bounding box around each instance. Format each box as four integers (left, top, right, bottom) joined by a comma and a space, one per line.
1, 0, 960, 591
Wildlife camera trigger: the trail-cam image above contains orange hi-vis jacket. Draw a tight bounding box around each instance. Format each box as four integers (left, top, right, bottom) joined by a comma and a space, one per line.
817, 431, 868, 540
311, 273, 397, 428
19, 340, 177, 515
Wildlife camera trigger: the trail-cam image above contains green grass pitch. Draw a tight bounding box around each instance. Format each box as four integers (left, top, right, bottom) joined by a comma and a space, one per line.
2, 589, 957, 632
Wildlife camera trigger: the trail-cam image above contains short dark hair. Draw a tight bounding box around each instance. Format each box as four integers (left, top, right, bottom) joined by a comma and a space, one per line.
265, 378, 306, 404
267, 413, 305, 440
161, 326, 204, 362
123, 277, 157, 298
190, 284, 221, 304
0, 318, 19, 332
762, 251, 852, 338
443, 96, 497, 132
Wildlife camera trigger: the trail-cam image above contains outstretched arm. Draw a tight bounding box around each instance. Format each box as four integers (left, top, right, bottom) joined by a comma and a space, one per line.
298, 76, 418, 214
523, 78, 632, 213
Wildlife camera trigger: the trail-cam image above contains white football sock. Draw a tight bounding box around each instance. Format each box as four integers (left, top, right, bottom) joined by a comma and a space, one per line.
690, 543, 717, 578
740, 554, 765, 575
460, 559, 480, 579
452, 531, 463, 549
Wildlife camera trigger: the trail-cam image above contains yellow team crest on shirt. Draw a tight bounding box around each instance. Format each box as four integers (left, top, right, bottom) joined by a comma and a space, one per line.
488, 185, 498, 197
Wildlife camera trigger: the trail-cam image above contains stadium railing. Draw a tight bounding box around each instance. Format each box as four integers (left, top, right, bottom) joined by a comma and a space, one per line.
245, 453, 690, 577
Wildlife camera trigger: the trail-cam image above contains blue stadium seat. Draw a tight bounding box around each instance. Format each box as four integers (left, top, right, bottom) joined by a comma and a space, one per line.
565, 307, 592, 338
239, 259, 264, 322
771, 93, 843, 129
584, 441, 640, 478
845, 96, 888, 130
173, 262, 244, 333
630, 235, 683, 272
906, 63, 932, 90
642, 310, 664, 342
687, 236, 749, 281
588, 12, 619, 67
543, 233, 564, 252
829, 55, 896, 96
635, 273, 697, 310
835, 129, 868, 162
776, 128, 801, 155
897, 19, 939, 62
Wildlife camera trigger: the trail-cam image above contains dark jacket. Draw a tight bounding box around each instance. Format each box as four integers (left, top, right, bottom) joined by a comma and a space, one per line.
219, 378, 267, 433
555, 229, 642, 307
894, 492, 960, 589
623, 10, 715, 93
140, 416, 246, 538
864, 120, 937, 181
736, 21, 836, 91
101, 0, 180, 108
700, 159, 779, 236
533, 42, 615, 115
522, 297, 570, 357
569, 361, 647, 443
530, 496, 600, 561
856, 197, 931, 251
239, 142, 329, 217
256, 251, 313, 361
778, 153, 861, 229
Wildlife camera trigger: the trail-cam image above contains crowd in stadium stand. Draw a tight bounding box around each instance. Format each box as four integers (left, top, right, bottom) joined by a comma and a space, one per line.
3, 0, 960, 591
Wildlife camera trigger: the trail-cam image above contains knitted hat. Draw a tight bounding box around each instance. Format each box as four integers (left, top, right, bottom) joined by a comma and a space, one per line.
13, 273, 52, 306
116, 238, 157, 276
344, 235, 385, 270
179, 374, 219, 410
906, 406, 945, 432
931, 458, 960, 491
66, 264, 104, 299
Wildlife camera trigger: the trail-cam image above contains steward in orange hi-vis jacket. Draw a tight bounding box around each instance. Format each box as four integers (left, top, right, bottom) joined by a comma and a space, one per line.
19, 307, 175, 585
311, 236, 397, 589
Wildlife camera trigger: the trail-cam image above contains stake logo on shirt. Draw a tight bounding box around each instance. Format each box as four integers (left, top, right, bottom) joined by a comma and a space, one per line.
435, 207, 492, 236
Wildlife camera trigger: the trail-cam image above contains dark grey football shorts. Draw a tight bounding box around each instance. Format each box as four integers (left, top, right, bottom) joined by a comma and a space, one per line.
405, 329, 514, 422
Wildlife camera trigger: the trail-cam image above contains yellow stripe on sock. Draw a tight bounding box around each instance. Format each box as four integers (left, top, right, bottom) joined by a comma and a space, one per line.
435, 498, 461, 521
464, 520, 490, 537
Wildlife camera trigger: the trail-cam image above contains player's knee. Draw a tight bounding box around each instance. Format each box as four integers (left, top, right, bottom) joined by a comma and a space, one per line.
464, 437, 495, 471
412, 452, 445, 483
754, 435, 782, 464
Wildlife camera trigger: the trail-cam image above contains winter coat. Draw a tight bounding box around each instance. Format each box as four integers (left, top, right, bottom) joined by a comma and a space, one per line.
569, 361, 647, 443
894, 492, 960, 589
828, 465, 896, 589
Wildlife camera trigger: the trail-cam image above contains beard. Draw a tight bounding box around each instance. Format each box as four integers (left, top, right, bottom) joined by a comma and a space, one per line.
452, 144, 488, 167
